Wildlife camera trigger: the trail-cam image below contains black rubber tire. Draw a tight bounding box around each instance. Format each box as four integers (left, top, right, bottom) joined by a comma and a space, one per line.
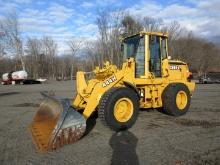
98, 87, 139, 131
162, 83, 191, 116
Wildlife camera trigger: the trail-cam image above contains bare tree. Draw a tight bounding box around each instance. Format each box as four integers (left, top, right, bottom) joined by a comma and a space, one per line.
96, 10, 109, 66
96, 10, 125, 67
68, 38, 82, 80
25, 38, 43, 78
42, 36, 58, 78
0, 29, 6, 60
164, 21, 184, 57
0, 45, 4, 59
142, 17, 163, 32
84, 41, 97, 69
25, 36, 57, 79
1, 12, 25, 70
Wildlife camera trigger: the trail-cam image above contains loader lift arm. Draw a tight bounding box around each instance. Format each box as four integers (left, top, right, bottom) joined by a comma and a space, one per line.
73, 58, 136, 119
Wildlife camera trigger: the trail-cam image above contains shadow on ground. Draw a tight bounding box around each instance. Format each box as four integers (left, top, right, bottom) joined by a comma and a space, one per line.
83, 112, 98, 136
13, 103, 39, 107
110, 131, 139, 165
0, 92, 20, 97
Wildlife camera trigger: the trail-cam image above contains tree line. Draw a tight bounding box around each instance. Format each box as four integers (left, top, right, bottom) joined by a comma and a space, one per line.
0, 10, 220, 79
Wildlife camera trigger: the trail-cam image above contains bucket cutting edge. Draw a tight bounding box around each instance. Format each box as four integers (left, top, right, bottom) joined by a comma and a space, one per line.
29, 92, 86, 152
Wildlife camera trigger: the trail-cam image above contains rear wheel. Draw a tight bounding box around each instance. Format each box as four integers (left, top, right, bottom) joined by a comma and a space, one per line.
98, 87, 139, 131
162, 83, 191, 116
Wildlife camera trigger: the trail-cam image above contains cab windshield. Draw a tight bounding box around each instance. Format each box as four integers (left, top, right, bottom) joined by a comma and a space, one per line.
123, 35, 145, 77
123, 35, 144, 59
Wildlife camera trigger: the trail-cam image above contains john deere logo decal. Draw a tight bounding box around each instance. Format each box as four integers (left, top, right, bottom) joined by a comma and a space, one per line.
102, 76, 117, 87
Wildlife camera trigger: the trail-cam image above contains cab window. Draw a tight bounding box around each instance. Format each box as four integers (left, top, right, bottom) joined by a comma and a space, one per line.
149, 35, 161, 77
123, 35, 145, 77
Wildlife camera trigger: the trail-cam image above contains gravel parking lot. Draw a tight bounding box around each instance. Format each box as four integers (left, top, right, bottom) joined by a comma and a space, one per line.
0, 81, 219, 165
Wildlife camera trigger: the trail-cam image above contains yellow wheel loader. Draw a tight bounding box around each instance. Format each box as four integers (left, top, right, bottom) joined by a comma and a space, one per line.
29, 31, 195, 152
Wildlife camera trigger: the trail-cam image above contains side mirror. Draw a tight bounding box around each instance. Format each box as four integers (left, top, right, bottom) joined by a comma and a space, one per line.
168, 56, 171, 60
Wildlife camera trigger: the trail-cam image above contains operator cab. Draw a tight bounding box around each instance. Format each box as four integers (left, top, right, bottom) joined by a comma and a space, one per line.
122, 32, 168, 78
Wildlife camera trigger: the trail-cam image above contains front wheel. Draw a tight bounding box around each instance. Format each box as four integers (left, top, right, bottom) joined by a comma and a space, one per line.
98, 87, 139, 131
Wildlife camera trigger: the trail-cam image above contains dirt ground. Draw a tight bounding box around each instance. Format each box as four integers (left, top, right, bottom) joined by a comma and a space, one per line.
0, 81, 219, 165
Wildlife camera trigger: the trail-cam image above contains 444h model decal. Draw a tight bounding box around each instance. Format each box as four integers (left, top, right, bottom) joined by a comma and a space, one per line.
102, 76, 117, 87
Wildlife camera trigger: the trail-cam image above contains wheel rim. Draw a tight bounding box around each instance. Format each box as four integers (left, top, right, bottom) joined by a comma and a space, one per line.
113, 98, 134, 122
176, 91, 188, 110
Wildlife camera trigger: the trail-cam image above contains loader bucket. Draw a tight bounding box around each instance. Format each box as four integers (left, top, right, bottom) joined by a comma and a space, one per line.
29, 93, 86, 152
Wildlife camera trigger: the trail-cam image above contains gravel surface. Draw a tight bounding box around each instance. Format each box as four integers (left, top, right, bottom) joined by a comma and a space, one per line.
0, 81, 219, 165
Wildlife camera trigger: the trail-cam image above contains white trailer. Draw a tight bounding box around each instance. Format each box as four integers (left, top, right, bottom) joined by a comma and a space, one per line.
2, 70, 28, 85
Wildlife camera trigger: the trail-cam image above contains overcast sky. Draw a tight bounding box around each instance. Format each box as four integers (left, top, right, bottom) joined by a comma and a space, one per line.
0, 0, 219, 53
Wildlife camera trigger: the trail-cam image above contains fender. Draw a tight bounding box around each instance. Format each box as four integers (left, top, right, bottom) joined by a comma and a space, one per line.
123, 81, 140, 98
82, 70, 125, 118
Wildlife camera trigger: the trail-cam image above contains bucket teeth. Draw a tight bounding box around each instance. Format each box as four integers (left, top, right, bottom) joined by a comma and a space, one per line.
51, 125, 86, 150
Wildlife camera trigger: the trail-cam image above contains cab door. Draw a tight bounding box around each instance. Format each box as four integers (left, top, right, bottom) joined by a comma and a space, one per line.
149, 35, 162, 78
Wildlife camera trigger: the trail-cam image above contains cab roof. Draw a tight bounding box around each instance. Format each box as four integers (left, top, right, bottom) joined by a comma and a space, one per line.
123, 31, 168, 40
